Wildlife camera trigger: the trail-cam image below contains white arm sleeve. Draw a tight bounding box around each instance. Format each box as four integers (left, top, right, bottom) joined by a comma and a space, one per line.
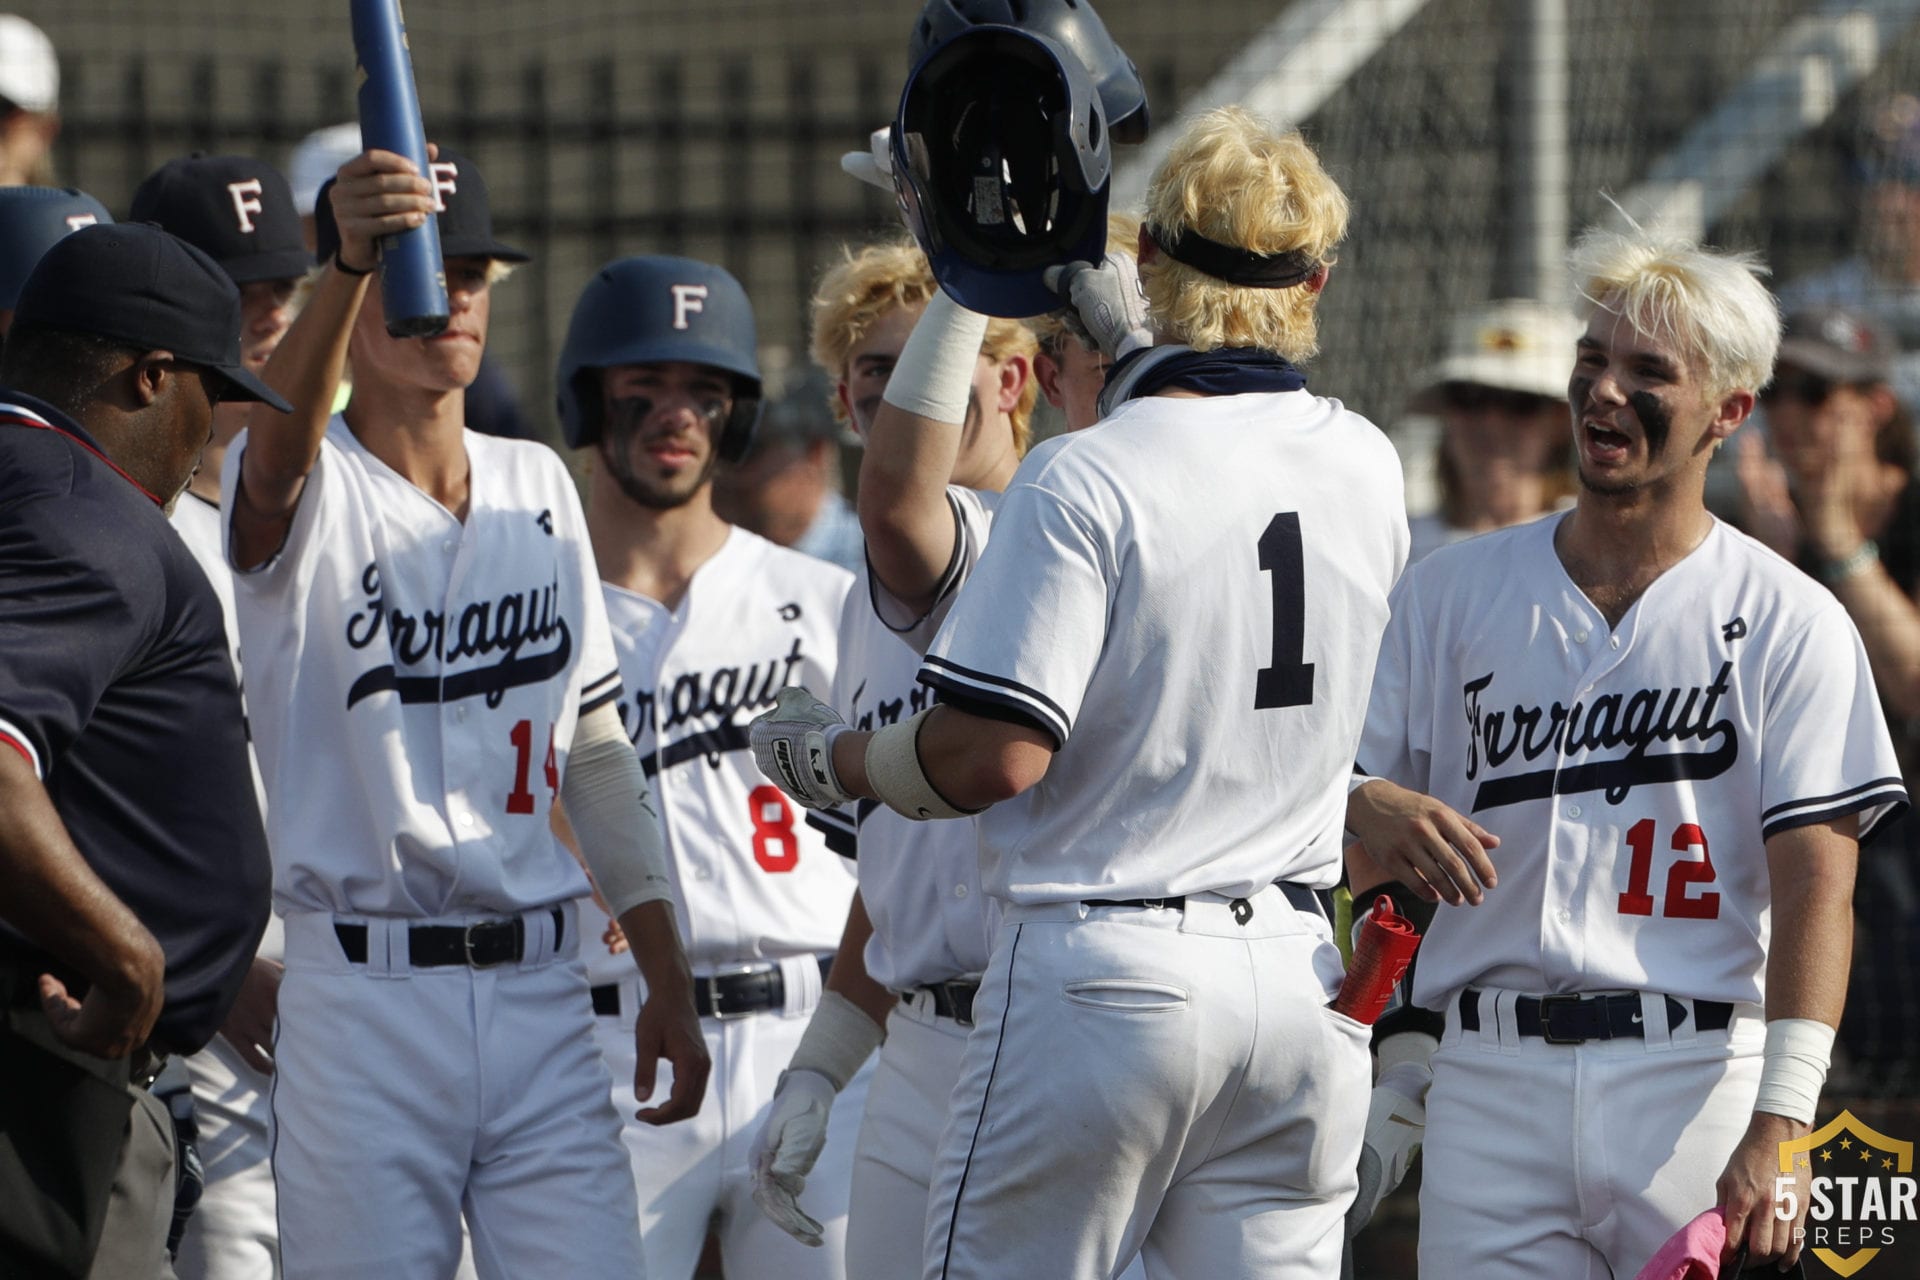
563, 700, 675, 918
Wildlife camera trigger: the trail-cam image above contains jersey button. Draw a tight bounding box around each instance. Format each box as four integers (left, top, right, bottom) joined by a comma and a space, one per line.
1610, 636, 1621, 649
1573, 630, 1590, 644
458, 812, 474, 828
1565, 804, 1582, 819
1559, 908, 1573, 923
953, 884, 968, 898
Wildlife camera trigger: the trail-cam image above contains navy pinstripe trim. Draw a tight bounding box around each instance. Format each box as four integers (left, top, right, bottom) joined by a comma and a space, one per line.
920, 656, 1070, 746
940, 923, 1022, 1279
1761, 777, 1904, 823
1761, 788, 1909, 844
581, 669, 622, 715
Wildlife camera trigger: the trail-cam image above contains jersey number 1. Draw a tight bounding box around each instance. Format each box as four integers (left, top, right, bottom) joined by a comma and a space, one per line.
1256, 513, 1315, 709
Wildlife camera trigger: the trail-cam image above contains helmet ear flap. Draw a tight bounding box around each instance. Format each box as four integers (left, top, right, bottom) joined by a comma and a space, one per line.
563, 367, 606, 449
718, 393, 761, 464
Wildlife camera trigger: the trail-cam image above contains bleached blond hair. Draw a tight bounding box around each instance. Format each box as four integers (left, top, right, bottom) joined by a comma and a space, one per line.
1138, 106, 1349, 360
1028, 212, 1146, 356
1568, 224, 1780, 398
807, 236, 1038, 455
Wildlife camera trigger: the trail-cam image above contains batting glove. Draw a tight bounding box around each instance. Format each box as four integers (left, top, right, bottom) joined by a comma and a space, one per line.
1345, 1056, 1432, 1236
1043, 253, 1153, 361
751, 687, 855, 811
840, 126, 894, 194
751, 1068, 839, 1248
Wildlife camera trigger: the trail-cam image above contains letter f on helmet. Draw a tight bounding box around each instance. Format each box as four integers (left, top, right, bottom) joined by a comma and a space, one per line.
671, 284, 709, 330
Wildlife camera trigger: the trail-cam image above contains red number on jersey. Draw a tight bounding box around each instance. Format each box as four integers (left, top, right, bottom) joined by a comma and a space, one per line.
748, 785, 800, 873
507, 720, 561, 816
1615, 818, 1720, 919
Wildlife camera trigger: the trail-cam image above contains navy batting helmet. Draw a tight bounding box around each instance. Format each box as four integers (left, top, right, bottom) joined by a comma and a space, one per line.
0, 186, 112, 312
556, 255, 762, 460
909, 0, 1149, 145
893, 26, 1112, 318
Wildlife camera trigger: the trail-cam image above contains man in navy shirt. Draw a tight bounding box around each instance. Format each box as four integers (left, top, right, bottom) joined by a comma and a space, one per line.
0, 222, 285, 1278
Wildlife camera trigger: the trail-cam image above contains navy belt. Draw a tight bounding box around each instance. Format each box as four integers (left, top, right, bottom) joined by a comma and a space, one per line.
592, 954, 833, 1020
1082, 881, 1328, 923
1459, 989, 1734, 1044
333, 907, 563, 969
906, 978, 979, 1026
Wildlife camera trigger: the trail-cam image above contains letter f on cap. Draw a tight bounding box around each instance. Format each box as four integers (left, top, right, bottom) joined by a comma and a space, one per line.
228, 179, 264, 233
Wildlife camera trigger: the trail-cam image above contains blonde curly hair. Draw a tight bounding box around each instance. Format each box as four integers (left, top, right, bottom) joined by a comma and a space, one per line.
808, 236, 1037, 455
1139, 107, 1349, 361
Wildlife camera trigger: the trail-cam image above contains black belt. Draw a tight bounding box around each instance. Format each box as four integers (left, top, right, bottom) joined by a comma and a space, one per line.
592, 954, 834, 1020
1459, 989, 1735, 1045
906, 978, 979, 1026
333, 907, 564, 969
1082, 881, 1328, 923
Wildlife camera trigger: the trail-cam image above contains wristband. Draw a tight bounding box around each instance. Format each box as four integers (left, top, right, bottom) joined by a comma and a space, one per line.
788, 990, 885, 1091
880, 290, 988, 425
1817, 539, 1878, 585
333, 249, 374, 278
1753, 1017, 1835, 1125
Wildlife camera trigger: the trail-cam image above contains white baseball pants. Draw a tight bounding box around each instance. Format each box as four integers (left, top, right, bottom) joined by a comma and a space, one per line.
1418, 987, 1766, 1280
924, 884, 1370, 1280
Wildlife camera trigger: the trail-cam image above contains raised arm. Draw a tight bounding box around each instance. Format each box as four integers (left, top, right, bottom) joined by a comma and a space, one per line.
230, 150, 435, 570
855, 292, 992, 615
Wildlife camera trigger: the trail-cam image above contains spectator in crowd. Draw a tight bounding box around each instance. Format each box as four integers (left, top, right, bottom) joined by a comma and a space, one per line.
1781, 94, 1920, 411
1028, 213, 1143, 433
0, 184, 109, 334
0, 15, 58, 186
1404, 298, 1577, 564
712, 370, 864, 573
0, 222, 280, 1278
1736, 304, 1920, 1086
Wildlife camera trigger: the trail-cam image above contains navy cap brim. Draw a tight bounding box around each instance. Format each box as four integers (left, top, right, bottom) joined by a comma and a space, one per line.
221, 246, 320, 285
441, 234, 530, 264
209, 361, 294, 413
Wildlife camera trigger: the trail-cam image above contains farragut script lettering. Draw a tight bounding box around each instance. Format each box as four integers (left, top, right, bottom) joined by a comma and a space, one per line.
1462, 661, 1738, 810
344, 563, 573, 709
623, 637, 809, 777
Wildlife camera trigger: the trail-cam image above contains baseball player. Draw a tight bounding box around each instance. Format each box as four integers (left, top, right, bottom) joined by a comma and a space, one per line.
1344, 226, 1908, 1278
220, 146, 707, 1279
1030, 212, 1144, 433
554, 253, 866, 1279
754, 106, 1407, 1279
0, 185, 110, 335
132, 150, 309, 1280
746, 237, 1049, 1278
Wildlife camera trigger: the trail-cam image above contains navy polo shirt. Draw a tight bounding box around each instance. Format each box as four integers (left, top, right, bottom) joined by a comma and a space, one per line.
0, 391, 269, 1053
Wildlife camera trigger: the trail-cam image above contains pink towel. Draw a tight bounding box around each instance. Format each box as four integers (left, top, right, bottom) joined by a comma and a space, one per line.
1636, 1208, 1729, 1280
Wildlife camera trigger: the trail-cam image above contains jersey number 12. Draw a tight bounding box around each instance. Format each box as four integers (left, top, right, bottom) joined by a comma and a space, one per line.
1256, 513, 1315, 709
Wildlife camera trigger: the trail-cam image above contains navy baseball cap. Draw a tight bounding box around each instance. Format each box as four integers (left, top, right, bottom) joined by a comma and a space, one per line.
313, 146, 529, 266
14, 223, 294, 412
129, 154, 311, 285
0, 185, 112, 310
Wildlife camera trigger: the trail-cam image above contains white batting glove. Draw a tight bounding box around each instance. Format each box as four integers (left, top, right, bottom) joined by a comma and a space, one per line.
1043, 253, 1153, 361
840, 126, 894, 194
750, 1068, 838, 1248
1345, 1057, 1432, 1236
750, 687, 855, 811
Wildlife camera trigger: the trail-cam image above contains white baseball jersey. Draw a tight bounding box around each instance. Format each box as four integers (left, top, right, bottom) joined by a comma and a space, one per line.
810, 487, 1000, 991
221, 417, 620, 918
581, 527, 855, 980
921, 389, 1409, 903
1357, 513, 1908, 1010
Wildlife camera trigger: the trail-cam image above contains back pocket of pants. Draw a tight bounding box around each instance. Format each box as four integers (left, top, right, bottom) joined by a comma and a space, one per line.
1062, 979, 1189, 1013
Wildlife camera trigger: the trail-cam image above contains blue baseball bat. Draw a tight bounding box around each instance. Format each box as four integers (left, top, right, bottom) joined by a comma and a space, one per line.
350, 0, 449, 338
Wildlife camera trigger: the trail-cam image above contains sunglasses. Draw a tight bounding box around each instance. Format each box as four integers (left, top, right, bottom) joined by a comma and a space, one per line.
1760, 371, 1836, 407
1438, 383, 1558, 415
